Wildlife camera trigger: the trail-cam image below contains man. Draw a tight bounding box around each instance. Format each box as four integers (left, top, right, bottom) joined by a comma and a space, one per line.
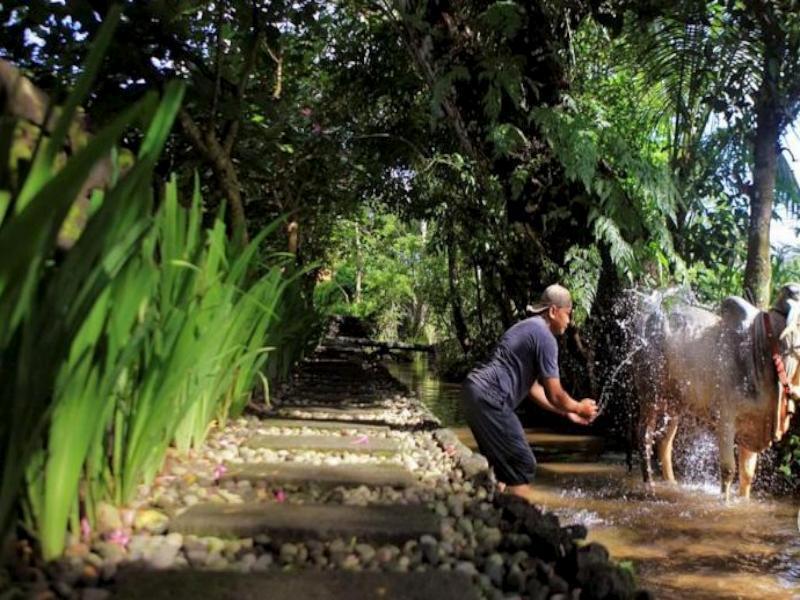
461, 284, 598, 504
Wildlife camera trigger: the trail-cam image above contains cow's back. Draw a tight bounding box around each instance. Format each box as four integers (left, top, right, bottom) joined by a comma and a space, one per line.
633, 303, 721, 420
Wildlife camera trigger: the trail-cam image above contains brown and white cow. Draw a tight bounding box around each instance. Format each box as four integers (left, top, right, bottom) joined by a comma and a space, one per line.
634, 283, 800, 501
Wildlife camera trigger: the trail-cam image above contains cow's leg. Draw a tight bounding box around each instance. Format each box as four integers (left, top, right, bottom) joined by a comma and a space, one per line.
738, 447, 758, 500
639, 407, 657, 486
718, 418, 736, 502
658, 417, 679, 483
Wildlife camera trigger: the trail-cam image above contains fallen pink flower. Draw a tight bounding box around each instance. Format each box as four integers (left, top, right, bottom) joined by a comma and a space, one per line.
106, 529, 130, 548
352, 434, 369, 445
213, 464, 227, 481
274, 489, 287, 503
80, 517, 91, 543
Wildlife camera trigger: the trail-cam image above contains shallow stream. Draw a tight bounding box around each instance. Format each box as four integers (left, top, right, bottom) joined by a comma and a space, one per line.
387, 355, 800, 599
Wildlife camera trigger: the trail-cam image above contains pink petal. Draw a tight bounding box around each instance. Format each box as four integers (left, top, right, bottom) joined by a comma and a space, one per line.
80, 517, 92, 542
352, 435, 369, 445
274, 489, 287, 503
107, 529, 131, 548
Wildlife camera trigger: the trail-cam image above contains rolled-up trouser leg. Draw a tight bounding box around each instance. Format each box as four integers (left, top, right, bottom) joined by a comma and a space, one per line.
461, 381, 536, 486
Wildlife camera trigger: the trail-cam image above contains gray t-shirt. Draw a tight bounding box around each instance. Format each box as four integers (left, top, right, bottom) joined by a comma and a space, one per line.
466, 316, 559, 408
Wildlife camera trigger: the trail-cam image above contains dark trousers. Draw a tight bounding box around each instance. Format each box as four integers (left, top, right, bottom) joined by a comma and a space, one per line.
461, 379, 536, 486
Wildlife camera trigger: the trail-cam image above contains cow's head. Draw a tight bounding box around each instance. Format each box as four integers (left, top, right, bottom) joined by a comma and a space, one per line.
774, 283, 800, 438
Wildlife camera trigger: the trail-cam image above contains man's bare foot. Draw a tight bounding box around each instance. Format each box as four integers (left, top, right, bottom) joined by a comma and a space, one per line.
505, 483, 538, 505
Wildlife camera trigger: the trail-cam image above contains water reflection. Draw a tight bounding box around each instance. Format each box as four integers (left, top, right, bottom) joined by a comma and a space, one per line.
533, 467, 800, 599
390, 355, 800, 599
384, 354, 466, 426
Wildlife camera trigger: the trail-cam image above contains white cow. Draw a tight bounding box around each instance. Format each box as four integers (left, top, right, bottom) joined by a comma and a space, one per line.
634, 284, 800, 500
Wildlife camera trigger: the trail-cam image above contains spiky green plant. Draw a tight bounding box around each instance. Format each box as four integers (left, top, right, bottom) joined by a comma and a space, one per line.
0, 7, 185, 557
1, 10, 314, 560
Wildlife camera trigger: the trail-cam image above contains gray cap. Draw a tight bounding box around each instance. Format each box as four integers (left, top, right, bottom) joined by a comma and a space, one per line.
526, 284, 572, 314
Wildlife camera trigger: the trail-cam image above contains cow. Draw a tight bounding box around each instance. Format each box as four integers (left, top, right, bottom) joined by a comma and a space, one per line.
633, 283, 800, 501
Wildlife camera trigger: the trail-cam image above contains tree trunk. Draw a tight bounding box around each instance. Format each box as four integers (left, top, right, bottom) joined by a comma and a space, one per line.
178, 110, 249, 244
287, 220, 299, 255
744, 80, 780, 309
355, 222, 362, 303
446, 233, 471, 354
472, 258, 485, 336
210, 150, 248, 244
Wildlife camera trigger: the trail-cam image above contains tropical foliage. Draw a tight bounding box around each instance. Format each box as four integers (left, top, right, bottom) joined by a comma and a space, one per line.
2, 0, 800, 562
0, 12, 309, 560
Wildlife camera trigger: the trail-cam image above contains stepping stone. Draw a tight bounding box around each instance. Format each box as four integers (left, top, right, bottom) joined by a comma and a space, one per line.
245, 434, 400, 454
170, 503, 440, 543
258, 418, 390, 433
536, 462, 628, 481
115, 569, 480, 600
454, 427, 604, 454
273, 406, 391, 423
224, 461, 417, 488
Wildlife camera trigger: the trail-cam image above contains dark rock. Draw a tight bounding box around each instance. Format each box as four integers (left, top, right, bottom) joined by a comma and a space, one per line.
504, 564, 527, 593
484, 553, 504, 586
420, 535, 439, 566
525, 579, 550, 600
572, 544, 634, 600
561, 524, 587, 541
548, 573, 569, 594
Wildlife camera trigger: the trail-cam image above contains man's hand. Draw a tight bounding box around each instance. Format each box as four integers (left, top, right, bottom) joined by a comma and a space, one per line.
576, 398, 598, 421
566, 411, 592, 426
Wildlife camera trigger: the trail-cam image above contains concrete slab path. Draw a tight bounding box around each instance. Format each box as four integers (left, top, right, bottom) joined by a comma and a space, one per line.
170, 503, 440, 543
223, 461, 417, 488
115, 569, 479, 600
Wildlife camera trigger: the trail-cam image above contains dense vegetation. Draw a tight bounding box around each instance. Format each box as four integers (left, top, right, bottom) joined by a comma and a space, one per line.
1, 0, 799, 559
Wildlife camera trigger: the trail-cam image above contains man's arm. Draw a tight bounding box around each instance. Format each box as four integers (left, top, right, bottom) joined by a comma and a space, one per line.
536, 378, 597, 420
528, 381, 569, 416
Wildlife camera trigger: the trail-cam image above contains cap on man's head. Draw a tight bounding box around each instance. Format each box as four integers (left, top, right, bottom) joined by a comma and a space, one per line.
526, 284, 572, 315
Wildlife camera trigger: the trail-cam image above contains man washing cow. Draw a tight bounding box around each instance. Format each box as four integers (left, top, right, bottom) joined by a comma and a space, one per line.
635, 283, 800, 501
461, 284, 598, 504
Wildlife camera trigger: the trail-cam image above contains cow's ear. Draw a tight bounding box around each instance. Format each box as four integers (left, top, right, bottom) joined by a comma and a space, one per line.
775, 283, 800, 321
721, 296, 758, 333
781, 302, 800, 340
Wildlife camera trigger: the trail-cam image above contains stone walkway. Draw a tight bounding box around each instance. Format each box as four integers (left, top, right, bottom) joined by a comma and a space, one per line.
19, 349, 649, 599
110, 355, 490, 599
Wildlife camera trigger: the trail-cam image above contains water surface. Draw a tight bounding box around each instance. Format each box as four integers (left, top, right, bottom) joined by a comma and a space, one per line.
390, 355, 800, 599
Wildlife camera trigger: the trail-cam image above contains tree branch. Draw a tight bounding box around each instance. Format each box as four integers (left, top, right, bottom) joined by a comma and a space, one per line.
265, 42, 283, 100
210, 0, 225, 128
179, 109, 210, 157
223, 18, 262, 155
